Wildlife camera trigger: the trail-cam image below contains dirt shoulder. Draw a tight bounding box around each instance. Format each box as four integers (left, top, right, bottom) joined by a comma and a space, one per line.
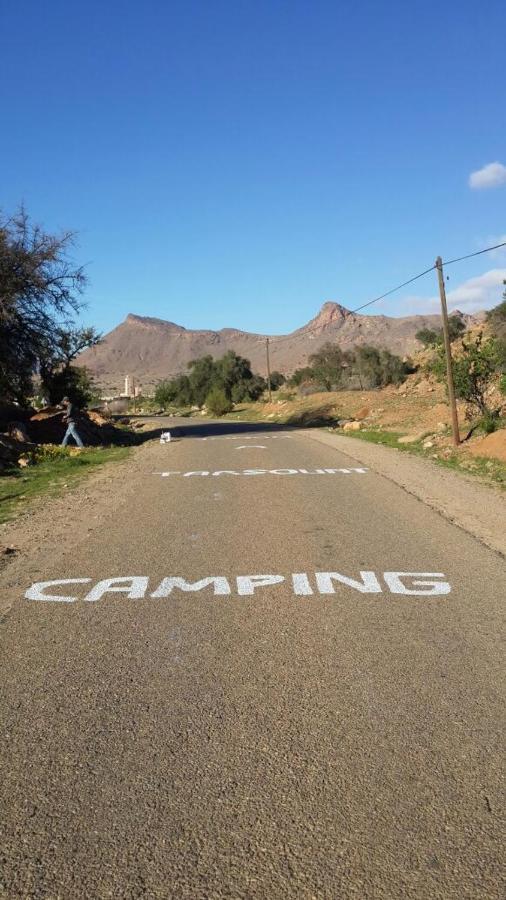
306, 429, 506, 557
0, 441, 162, 617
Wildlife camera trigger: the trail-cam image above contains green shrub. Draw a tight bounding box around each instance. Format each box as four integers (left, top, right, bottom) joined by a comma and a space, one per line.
486, 296, 506, 340
276, 389, 296, 401
480, 413, 499, 434
154, 351, 264, 408
429, 332, 503, 417
28, 444, 79, 464
415, 315, 465, 349
205, 386, 233, 416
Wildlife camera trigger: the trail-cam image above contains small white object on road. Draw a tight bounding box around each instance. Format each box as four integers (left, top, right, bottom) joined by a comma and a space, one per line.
160, 431, 171, 444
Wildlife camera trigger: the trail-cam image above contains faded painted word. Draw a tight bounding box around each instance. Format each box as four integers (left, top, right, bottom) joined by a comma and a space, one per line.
26, 571, 451, 602
199, 435, 293, 441
153, 467, 369, 478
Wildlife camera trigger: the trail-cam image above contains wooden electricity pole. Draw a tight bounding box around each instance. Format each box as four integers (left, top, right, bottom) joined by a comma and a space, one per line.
266, 337, 272, 402
435, 256, 460, 446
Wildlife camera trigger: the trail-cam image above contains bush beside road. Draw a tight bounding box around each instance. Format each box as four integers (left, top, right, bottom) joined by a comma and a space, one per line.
0, 445, 132, 525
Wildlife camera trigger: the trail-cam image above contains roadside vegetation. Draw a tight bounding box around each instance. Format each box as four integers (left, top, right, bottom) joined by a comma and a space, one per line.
288, 342, 412, 391
1, 208, 137, 513
0, 445, 131, 524
340, 427, 506, 488
0, 208, 101, 407
417, 296, 506, 434
154, 351, 285, 411
151, 342, 410, 417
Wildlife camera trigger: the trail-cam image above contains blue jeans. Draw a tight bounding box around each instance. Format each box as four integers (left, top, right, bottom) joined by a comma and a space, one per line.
62, 422, 84, 447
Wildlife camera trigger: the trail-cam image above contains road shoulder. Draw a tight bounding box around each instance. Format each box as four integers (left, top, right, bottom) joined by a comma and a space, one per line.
305, 429, 506, 557
0, 442, 160, 617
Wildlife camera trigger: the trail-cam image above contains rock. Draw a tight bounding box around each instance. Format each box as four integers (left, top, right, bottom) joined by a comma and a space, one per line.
436, 422, 448, 433
398, 432, 427, 444
343, 421, 362, 432
7, 422, 31, 442
355, 407, 370, 421
423, 440, 434, 449
0, 435, 33, 472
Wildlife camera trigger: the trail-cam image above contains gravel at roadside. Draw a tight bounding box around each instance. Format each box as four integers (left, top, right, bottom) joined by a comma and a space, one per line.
305, 429, 506, 557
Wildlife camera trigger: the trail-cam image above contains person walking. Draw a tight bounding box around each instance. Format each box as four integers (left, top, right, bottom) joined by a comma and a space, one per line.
60, 396, 84, 448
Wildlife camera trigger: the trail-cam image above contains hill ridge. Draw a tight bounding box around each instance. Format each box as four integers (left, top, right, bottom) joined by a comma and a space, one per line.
80, 302, 482, 393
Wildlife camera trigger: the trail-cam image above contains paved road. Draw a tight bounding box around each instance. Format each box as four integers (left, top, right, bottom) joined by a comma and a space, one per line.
1, 421, 504, 898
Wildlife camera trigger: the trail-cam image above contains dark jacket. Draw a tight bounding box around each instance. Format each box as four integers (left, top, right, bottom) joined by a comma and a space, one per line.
63, 401, 77, 423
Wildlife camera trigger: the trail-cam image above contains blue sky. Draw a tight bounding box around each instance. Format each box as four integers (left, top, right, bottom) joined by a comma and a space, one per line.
1, 0, 505, 335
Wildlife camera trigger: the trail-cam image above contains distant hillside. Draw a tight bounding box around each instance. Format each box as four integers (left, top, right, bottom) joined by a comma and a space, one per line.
79, 302, 483, 393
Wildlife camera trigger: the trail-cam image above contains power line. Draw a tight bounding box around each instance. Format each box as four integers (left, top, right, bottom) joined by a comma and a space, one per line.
266, 239, 506, 345
349, 265, 435, 314
442, 240, 506, 267
265, 265, 435, 344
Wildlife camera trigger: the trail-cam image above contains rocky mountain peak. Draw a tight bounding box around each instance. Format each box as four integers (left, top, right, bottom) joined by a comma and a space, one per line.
300, 301, 354, 333
125, 313, 185, 331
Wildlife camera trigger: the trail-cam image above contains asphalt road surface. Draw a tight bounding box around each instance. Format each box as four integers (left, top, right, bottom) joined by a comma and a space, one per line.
1, 420, 505, 898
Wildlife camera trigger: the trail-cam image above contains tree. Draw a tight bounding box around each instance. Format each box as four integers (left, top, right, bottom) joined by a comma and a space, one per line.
350, 345, 409, 389
415, 327, 441, 348
217, 351, 255, 401
45, 365, 97, 407
0, 208, 87, 403
39, 326, 102, 404
352, 346, 382, 388
205, 386, 232, 416
308, 342, 347, 391
449, 315, 467, 341
155, 351, 266, 409
188, 355, 218, 407
378, 349, 410, 386
486, 286, 506, 340
416, 314, 466, 348
246, 373, 267, 400
430, 331, 502, 418
269, 371, 285, 391
232, 373, 266, 402
288, 367, 315, 387
154, 375, 192, 408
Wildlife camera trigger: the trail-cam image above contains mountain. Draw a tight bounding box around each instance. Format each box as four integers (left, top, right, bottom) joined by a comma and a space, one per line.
79, 303, 482, 394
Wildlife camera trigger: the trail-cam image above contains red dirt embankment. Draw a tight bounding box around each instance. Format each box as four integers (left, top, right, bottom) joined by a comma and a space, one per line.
0, 407, 134, 471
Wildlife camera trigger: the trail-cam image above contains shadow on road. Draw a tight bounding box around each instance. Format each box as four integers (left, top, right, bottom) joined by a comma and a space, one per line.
124, 417, 302, 443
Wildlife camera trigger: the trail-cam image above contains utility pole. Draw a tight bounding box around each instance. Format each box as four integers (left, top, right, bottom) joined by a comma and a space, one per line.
435, 256, 460, 446
132, 377, 137, 415
265, 338, 272, 402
